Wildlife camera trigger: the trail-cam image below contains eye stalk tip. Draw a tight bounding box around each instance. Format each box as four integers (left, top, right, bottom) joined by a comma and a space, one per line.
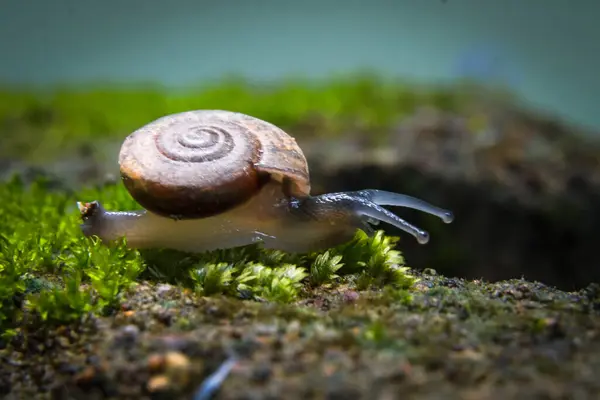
416, 231, 430, 245
442, 211, 454, 224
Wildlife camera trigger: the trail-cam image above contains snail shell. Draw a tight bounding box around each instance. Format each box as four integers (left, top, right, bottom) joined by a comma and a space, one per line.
118, 110, 311, 219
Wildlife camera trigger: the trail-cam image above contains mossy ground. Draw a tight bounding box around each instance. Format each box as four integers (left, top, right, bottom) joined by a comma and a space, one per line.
0, 176, 599, 399
1, 77, 599, 399
3, 272, 599, 399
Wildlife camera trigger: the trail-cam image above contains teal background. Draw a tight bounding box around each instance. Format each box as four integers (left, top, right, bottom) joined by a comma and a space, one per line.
1, 0, 598, 130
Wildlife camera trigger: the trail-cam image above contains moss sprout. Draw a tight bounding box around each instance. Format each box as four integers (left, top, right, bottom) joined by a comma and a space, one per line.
309, 251, 344, 287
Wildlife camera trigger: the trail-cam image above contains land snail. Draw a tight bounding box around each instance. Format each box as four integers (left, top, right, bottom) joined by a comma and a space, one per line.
77, 110, 454, 254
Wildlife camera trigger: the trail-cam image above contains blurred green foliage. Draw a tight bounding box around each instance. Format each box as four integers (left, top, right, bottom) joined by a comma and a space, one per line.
0, 74, 481, 161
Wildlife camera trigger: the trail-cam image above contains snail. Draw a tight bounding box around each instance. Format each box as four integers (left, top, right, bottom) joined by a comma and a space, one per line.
77, 110, 454, 254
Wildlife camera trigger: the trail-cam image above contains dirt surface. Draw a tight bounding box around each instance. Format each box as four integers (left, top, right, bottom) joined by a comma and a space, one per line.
2, 270, 599, 400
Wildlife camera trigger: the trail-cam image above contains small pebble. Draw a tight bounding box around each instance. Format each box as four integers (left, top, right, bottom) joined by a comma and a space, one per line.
147, 354, 165, 373
343, 290, 359, 303
156, 284, 174, 296
164, 351, 192, 386
147, 375, 170, 393
121, 324, 140, 338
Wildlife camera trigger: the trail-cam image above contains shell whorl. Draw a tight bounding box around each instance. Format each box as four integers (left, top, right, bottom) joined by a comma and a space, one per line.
154, 123, 235, 163
118, 110, 310, 219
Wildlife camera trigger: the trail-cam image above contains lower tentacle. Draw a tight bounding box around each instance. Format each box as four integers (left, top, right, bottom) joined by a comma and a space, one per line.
352, 189, 454, 224
351, 197, 430, 244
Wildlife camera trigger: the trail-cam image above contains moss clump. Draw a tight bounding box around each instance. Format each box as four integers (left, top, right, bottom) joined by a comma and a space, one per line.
0, 175, 417, 334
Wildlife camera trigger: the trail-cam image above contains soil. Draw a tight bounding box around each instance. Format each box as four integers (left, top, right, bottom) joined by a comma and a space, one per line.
2, 270, 599, 400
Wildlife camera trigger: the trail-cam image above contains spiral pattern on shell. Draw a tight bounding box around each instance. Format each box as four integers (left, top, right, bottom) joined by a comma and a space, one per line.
118, 110, 311, 219
155, 123, 235, 163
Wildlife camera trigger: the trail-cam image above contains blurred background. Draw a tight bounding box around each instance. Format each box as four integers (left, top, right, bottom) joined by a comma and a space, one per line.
1, 0, 599, 290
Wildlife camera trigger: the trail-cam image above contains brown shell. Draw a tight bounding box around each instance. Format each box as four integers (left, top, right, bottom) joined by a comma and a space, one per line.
118, 110, 311, 219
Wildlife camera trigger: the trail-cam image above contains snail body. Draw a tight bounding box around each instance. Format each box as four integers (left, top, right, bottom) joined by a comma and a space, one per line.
78, 110, 454, 253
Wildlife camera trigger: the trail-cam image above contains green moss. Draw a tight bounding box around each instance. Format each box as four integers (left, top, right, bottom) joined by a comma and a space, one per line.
0, 75, 504, 162
309, 251, 344, 287
0, 174, 417, 331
